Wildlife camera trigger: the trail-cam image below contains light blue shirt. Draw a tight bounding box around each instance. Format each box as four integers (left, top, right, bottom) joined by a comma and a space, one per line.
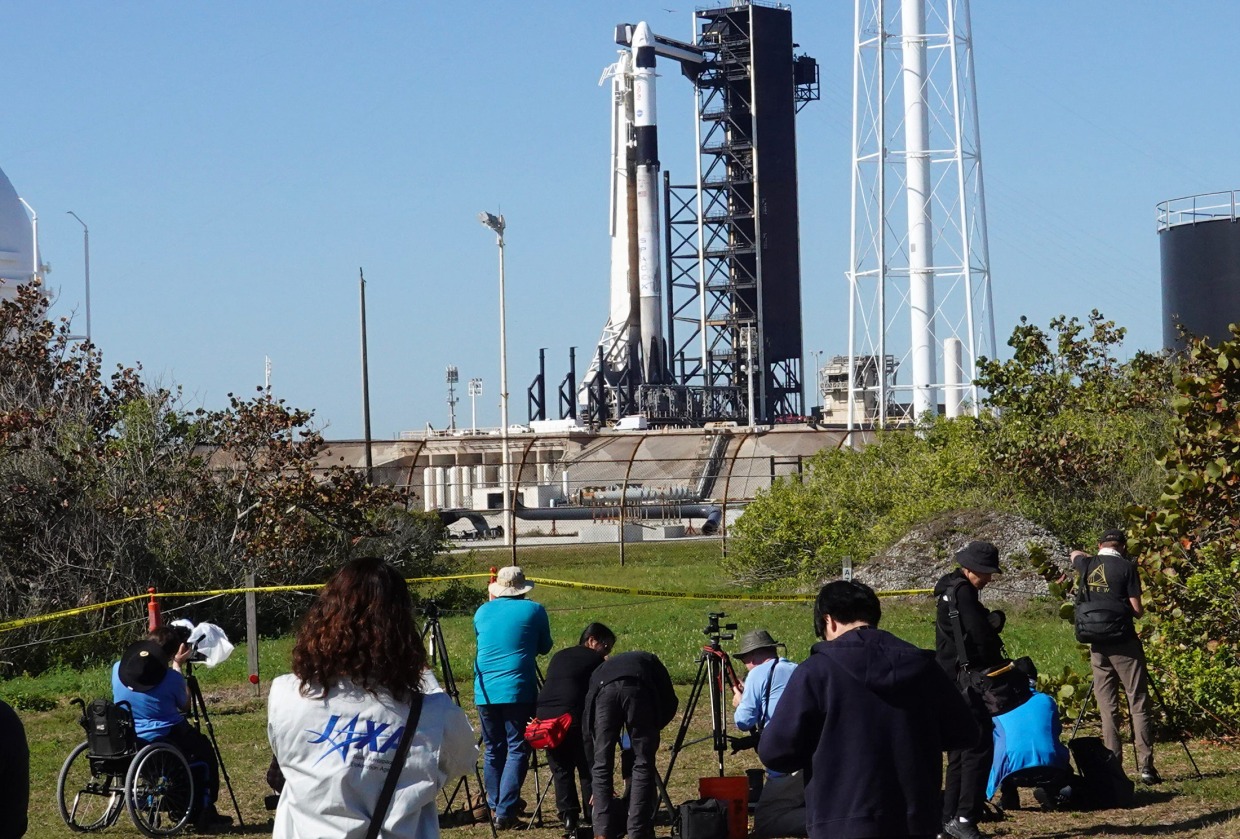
735, 657, 796, 732
472, 597, 552, 705
987, 692, 1071, 798
111, 661, 187, 740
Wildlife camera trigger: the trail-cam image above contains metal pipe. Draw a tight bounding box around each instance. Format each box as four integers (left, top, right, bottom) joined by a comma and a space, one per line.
67, 211, 91, 342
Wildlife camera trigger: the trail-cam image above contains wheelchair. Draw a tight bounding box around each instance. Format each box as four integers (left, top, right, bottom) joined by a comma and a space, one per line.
58, 697, 197, 836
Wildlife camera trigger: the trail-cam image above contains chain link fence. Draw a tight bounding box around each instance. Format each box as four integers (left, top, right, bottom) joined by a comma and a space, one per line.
362, 426, 862, 567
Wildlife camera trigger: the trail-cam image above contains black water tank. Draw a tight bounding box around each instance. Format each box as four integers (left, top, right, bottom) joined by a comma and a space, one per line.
1159, 191, 1240, 348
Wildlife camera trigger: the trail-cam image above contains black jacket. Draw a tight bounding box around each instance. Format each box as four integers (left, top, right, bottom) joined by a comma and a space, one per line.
934, 569, 1004, 676
583, 651, 678, 731
536, 645, 606, 720
758, 627, 977, 839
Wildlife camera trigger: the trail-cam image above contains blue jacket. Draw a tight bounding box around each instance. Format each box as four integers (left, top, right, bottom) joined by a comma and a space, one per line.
758, 627, 977, 839
987, 692, 1071, 797
473, 596, 552, 705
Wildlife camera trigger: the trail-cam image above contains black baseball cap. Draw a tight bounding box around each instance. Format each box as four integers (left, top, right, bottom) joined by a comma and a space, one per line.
1099, 529, 1128, 546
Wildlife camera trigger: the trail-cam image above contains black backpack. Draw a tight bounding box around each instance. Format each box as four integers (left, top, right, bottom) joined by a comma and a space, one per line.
1074, 557, 1132, 645
675, 798, 729, 839
1069, 737, 1135, 809
77, 698, 136, 757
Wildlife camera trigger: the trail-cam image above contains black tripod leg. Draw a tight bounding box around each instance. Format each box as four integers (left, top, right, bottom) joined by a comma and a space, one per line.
662, 655, 709, 791
1068, 678, 1096, 743
1146, 669, 1203, 779
186, 674, 245, 827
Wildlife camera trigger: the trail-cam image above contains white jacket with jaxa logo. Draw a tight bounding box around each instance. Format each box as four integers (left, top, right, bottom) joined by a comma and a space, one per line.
268, 673, 478, 839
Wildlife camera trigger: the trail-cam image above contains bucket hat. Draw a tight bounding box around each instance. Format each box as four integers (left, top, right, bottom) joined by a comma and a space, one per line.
489, 565, 535, 598
732, 629, 780, 659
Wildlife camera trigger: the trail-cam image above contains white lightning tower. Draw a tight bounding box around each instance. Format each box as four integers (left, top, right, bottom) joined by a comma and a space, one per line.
847, 0, 996, 428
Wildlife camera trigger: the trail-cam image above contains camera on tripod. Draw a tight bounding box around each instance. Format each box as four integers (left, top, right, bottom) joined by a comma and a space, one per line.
168, 625, 208, 663
703, 612, 738, 646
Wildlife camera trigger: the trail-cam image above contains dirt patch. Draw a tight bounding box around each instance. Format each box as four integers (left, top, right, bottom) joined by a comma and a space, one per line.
851, 509, 1070, 605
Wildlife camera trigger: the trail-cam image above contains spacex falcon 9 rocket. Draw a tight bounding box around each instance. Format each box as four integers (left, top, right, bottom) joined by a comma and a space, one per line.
581, 21, 672, 409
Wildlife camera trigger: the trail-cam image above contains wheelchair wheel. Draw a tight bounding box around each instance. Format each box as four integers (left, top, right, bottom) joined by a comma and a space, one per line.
57, 741, 126, 831
125, 742, 195, 836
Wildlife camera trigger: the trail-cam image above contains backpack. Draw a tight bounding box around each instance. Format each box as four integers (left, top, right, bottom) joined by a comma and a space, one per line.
1074, 558, 1132, 645
1069, 737, 1135, 809
675, 798, 729, 839
80, 698, 136, 757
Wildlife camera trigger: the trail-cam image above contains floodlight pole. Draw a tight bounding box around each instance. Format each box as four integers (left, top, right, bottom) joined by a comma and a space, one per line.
469, 378, 483, 433
67, 211, 91, 342
359, 268, 374, 484
479, 212, 514, 551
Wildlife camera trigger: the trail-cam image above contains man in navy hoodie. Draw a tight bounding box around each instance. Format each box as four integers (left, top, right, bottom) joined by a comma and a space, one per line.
758, 581, 977, 839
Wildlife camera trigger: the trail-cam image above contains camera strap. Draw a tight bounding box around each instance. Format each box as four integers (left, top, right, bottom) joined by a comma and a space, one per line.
365, 691, 425, 839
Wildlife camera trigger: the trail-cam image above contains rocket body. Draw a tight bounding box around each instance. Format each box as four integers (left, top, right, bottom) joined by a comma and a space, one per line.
631, 21, 665, 384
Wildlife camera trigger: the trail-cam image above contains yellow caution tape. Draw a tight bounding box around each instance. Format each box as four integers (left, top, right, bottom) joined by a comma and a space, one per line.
0, 573, 930, 634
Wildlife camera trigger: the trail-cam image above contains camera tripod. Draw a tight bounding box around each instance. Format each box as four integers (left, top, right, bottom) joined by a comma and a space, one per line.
184, 662, 245, 826
1067, 667, 1201, 779
662, 612, 744, 790
421, 602, 498, 837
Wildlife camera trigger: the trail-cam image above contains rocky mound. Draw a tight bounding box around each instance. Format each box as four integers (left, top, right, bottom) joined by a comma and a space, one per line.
850, 508, 1072, 604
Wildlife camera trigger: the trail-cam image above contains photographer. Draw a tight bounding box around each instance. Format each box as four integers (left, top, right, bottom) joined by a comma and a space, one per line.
112, 626, 228, 831
730, 629, 805, 839
536, 623, 615, 839
934, 541, 1006, 839
583, 650, 677, 839
731, 629, 795, 736
1072, 528, 1159, 784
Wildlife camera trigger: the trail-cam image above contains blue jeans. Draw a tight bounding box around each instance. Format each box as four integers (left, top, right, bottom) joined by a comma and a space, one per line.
478, 702, 534, 819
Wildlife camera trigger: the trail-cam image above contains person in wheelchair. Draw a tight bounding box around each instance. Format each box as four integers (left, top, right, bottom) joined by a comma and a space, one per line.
112, 627, 230, 831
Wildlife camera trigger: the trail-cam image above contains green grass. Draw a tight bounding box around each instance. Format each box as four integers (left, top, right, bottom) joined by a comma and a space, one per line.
7, 540, 1236, 837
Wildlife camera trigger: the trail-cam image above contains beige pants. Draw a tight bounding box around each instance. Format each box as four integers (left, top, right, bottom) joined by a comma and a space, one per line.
1090, 637, 1155, 775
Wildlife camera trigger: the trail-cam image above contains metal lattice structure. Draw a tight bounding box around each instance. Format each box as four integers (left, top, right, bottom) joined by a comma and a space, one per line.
846, 0, 996, 428
662, 2, 819, 424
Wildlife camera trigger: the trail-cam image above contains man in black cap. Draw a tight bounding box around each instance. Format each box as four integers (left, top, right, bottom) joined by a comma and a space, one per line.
1071, 529, 1159, 784
934, 541, 1007, 839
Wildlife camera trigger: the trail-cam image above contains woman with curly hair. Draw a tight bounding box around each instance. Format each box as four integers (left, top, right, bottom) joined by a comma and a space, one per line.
268, 557, 478, 838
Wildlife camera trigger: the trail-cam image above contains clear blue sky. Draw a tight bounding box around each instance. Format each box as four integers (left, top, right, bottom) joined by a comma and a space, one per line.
4, 2, 1236, 438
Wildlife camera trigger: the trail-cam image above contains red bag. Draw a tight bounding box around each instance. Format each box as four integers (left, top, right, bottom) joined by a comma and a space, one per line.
523, 713, 572, 749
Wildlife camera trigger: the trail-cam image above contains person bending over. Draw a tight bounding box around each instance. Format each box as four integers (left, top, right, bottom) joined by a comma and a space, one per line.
536, 623, 615, 838
583, 650, 677, 839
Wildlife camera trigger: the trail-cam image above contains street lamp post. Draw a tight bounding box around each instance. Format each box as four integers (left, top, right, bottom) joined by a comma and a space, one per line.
478, 211, 514, 551
810, 349, 824, 411
67, 211, 91, 342
468, 378, 483, 433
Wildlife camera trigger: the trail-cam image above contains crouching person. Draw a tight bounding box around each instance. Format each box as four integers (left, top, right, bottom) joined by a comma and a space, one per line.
989, 686, 1073, 811
759, 581, 977, 839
